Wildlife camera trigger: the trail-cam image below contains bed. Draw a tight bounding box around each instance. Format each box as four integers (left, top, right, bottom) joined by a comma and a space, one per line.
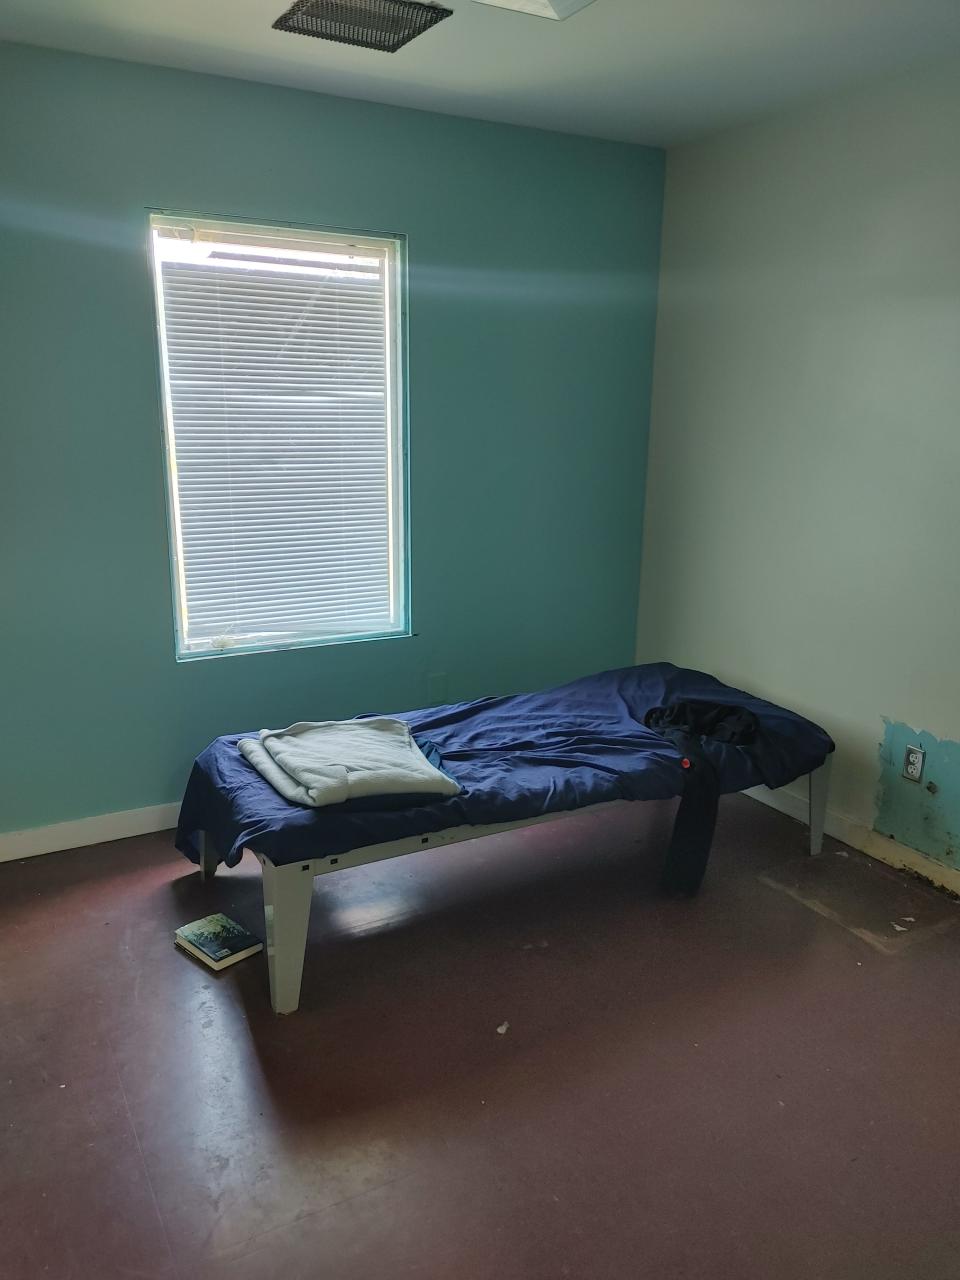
177, 663, 834, 1012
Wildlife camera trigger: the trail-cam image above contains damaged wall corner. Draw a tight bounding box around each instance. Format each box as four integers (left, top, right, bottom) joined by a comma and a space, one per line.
875, 720, 960, 870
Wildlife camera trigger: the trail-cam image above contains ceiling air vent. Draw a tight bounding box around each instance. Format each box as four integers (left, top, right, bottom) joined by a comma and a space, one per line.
473, 0, 594, 17
273, 0, 453, 52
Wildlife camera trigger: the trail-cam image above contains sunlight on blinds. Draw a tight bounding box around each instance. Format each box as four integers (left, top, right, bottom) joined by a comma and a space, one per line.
150, 214, 407, 658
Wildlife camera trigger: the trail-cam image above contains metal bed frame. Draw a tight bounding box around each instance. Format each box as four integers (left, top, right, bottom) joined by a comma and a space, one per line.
199, 759, 832, 1014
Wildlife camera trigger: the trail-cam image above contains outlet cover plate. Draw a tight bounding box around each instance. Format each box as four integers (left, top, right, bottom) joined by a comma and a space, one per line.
903, 745, 925, 782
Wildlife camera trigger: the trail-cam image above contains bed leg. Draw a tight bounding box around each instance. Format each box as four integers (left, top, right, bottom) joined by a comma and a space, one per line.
808, 758, 832, 856
199, 832, 218, 882
261, 857, 314, 1015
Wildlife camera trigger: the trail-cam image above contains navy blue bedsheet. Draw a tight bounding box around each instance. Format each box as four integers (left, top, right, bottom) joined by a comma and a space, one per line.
175, 663, 833, 868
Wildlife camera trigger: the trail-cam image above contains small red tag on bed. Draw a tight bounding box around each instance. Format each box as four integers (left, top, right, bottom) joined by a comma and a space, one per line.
682, 758, 691, 769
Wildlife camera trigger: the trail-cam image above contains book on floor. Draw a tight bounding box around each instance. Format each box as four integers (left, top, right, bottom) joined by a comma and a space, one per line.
174, 913, 263, 971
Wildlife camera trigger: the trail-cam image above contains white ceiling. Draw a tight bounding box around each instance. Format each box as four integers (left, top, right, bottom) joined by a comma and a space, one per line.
3, 0, 960, 145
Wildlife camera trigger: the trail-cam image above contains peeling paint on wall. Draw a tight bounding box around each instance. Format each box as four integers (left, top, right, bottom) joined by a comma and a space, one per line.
876, 721, 960, 870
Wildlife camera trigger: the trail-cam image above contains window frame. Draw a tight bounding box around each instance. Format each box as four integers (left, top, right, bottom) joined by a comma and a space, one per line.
148, 210, 411, 662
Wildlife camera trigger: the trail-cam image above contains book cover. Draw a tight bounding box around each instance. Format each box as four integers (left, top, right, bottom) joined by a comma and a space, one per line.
174, 913, 263, 971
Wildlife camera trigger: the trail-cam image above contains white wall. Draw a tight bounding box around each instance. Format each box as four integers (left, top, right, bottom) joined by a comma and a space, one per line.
639, 57, 960, 853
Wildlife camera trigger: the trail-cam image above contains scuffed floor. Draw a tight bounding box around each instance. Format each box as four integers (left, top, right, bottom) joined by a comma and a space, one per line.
1, 795, 959, 1279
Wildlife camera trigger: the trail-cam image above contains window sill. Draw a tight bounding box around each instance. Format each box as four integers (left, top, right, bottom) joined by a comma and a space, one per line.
174, 627, 414, 663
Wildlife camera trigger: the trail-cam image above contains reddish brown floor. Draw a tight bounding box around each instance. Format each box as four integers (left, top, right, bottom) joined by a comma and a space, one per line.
2, 796, 959, 1280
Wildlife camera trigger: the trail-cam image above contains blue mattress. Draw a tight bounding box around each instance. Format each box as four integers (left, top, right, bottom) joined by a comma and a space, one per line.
176, 663, 833, 868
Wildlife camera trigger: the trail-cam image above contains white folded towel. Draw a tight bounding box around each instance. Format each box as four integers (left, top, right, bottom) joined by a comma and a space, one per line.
238, 717, 460, 809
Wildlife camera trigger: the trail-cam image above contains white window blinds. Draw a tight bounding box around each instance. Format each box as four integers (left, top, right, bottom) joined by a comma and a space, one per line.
150, 214, 407, 659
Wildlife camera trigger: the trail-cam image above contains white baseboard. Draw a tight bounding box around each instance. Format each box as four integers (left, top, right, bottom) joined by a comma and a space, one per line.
0, 803, 180, 863
746, 785, 960, 897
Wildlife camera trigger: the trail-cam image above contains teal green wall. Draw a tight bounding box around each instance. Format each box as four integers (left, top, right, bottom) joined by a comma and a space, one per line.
0, 42, 664, 834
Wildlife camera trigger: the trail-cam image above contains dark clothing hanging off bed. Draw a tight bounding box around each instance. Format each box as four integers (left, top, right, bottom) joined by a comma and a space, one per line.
644, 700, 762, 895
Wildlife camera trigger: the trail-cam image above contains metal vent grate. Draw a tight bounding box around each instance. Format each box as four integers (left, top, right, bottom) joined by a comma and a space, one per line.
273, 0, 453, 52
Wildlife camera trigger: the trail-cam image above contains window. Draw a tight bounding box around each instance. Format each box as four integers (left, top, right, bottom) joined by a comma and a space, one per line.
150, 213, 407, 659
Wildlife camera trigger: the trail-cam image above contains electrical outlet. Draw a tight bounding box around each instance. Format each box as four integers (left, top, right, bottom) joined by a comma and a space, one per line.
902, 745, 925, 782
